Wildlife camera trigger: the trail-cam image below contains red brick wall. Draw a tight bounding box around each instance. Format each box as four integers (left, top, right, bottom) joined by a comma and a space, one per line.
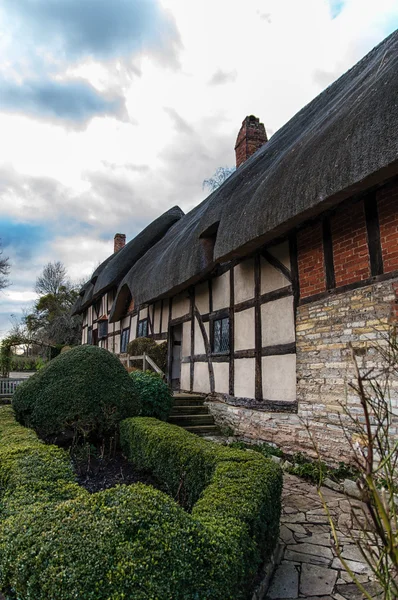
297, 222, 326, 298
378, 180, 398, 274
331, 200, 370, 287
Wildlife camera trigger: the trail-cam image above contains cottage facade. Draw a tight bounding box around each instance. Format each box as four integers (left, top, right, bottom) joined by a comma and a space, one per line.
73, 33, 398, 461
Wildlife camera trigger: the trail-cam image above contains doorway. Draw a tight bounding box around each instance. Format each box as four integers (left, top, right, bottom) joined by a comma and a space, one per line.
169, 324, 182, 390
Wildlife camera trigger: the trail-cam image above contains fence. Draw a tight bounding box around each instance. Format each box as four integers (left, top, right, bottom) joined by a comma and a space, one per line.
119, 353, 165, 378
0, 378, 25, 397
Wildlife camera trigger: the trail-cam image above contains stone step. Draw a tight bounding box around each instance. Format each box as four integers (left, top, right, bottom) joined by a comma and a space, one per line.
168, 414, 215, 427
172, 395, 205, 407
171, 405, 209, 416
183, 425, 220, 436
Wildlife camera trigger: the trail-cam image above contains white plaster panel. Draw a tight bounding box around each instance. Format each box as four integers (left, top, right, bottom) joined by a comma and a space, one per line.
260, 256, 290, 294
130, 316, 137, 341
153, 301, 161, 333
88, 307, 93, 327
180, 363, 190, 391
108, 322, 114, 335
213, 362, 230, 395
212, 272, 230, 310
268, 241, 291, 268
114, 334, 121, 355
139, 307, 148, 320
234, 358, 256, 399
172, 293, 190, 319
195, 282, 209, 315
193, 362, 210, 394
261, 296, 295, 347
234, 308, 255, 351
162, 301, 170, 332
82, 328, 87, 344
182, 321, 191, 358
234, 259, 255, 304
121, 316, 130, 329
262, 354, 296, 401
194, 320, 209, 355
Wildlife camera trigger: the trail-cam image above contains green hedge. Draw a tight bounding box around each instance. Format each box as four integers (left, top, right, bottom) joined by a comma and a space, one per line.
0, 408, 282, 599
12, 345, 141, 440
120, 417, 283, 597
130, 370, 173, 420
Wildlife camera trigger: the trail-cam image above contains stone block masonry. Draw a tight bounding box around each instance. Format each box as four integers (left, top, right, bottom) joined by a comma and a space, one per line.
208, 278, 398, 463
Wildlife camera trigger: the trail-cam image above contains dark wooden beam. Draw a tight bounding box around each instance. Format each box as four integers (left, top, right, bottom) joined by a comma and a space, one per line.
322, 217, 336, 290
364, 193, 384, 277
190, 289, 195, 392
259, 285, 292, 305
261, 248, 292, 283
254, 254, 262, 400
229, 267, 235, 396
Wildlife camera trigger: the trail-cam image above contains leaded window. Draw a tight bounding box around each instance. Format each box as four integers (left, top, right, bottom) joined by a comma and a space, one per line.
87, 327, 92, 345
121, 328, 130, 353
98, 320, 108, 339
137, 318, 148, 338
213, 317, 230, 354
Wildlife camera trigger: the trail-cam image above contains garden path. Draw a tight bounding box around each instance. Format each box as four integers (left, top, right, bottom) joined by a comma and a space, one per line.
266, 473, 381, 600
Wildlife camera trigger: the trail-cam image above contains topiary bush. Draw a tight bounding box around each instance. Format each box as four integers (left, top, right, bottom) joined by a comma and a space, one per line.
127, 337, 168, 373
0, 408, 282, 600
120, 417, 283, 597
129, 371, 173, 420
0, 407, 211, 600
12, 345, 141, 441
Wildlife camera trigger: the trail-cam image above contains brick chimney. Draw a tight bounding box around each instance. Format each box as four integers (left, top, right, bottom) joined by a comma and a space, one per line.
114, 233, 126, 253
235, 115, 267, 168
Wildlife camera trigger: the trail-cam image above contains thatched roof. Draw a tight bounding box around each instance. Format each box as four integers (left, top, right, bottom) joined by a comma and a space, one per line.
73, 206, 184, 315
113, 31, 398, 307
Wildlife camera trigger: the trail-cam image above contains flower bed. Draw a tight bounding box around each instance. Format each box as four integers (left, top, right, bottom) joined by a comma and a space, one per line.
0, 407, 282, 599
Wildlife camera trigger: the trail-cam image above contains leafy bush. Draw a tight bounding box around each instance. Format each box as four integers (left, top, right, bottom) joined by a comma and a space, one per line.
130, 370, 173, 420
127, 337, 168, 373
12, 345, 141, 441
121, 417, 283, 597
0, 407, 211, 600
0, 407, 282, 600
229, 440, 283, 458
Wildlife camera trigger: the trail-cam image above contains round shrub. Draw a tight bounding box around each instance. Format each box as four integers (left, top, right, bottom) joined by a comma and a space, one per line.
127, 337, 168, 373
130, 371, 173, 421
12, 345, 141, 440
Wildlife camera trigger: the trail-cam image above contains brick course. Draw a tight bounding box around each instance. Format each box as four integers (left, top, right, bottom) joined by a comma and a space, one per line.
378, 179, 398, 274
297, 222, 325, 298
331, 200, 370, 287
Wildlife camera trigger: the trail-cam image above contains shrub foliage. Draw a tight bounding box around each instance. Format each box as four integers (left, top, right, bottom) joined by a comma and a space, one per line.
12, 345, 141, 440
130, 371, 173, 420
120, 417, 283, 597
0, 409, 282, 599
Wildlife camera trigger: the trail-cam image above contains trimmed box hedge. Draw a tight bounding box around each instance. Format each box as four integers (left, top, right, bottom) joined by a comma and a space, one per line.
0, 408, 282, 599
120, 417, 283, 597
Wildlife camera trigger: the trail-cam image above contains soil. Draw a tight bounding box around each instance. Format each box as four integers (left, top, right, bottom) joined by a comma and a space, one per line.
71, 448, 162, 494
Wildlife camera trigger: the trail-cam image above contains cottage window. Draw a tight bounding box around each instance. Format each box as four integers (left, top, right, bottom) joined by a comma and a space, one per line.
98, 320, 108, 339
87, 327, 93, 345
137, 318, 148, 338
212, 317, 230, 354
121, 328, 130, 353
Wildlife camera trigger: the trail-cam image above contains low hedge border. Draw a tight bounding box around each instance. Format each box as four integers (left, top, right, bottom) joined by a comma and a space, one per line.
0, 408, 282, 599
120, 417, 283, 597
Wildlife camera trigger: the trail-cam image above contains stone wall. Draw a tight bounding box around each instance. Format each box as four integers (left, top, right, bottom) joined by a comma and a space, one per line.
207, 277, 398, 463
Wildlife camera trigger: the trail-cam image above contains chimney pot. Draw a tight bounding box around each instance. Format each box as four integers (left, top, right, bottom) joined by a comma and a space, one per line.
235, 115, 268, 168
114, 233, 126, 253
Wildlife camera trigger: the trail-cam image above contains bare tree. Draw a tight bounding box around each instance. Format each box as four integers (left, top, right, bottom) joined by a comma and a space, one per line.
0, 240, 10, 291
35, 261, 68, 296
203, 166, 235, 192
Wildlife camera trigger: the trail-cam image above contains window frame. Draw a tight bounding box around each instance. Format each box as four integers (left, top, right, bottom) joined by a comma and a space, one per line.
137, 318, 148, 338
211, 316, 230, 355
98, 320, 108, 340
120, 328, 130, 353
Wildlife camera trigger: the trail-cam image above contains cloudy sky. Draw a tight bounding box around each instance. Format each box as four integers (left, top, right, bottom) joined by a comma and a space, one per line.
0, 0, 397, 338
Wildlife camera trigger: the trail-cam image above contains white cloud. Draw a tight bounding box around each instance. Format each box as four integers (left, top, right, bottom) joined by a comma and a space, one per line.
1, 0, 397, 338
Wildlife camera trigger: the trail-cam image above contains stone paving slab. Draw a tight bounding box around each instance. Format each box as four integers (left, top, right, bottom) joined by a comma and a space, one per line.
266, 474, 381, 600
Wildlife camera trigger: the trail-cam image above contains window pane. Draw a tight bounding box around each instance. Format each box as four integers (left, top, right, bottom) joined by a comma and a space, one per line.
221, 318, 230, 353
214, 319, 221, 353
